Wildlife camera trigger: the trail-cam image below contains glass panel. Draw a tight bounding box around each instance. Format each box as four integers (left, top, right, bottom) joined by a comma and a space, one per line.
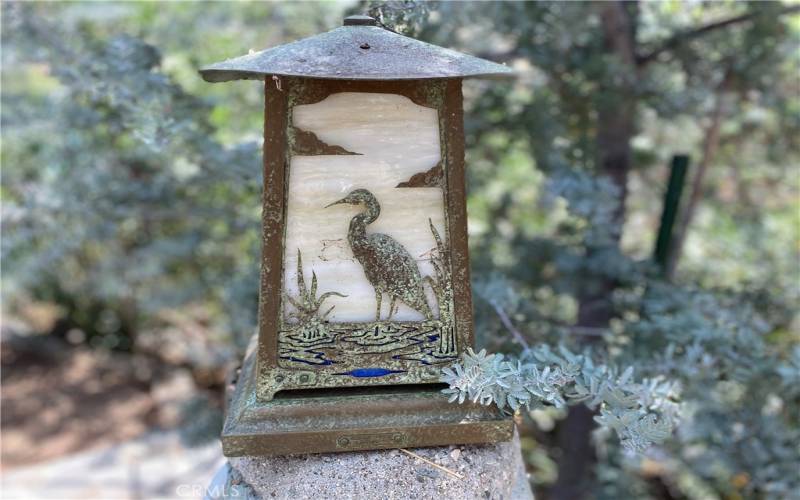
278, 91, 457, 374
283, 92, 447, 324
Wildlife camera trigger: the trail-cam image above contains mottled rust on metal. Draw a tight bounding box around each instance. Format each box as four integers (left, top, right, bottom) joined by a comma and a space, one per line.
257, 80, 289, 389
199, 17, 514, 83
286, 77, 445, 108
325, 189, 434, 320
222, 339, 514, 456
290, 126, 360, 156
441, 79, 475, 347
396, 162, 444, 188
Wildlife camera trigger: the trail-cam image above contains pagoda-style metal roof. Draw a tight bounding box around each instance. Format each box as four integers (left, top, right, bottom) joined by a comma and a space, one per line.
200, 15, 514, 82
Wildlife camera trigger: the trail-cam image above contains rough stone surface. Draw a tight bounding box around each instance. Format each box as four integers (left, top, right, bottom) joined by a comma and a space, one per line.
219, 429, 533, 500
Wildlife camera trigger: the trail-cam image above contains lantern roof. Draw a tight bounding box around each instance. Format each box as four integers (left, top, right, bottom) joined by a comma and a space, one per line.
199, 15, 514, 83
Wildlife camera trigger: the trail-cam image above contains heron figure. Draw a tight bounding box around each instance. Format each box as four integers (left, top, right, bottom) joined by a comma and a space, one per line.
326, 189, 433, 321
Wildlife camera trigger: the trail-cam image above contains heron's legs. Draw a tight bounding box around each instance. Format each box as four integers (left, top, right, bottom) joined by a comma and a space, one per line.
375, 290, 382, 321
387, 296, 397, 320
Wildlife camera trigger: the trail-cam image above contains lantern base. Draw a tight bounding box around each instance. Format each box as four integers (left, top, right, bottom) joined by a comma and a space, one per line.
221, 345, 513, 457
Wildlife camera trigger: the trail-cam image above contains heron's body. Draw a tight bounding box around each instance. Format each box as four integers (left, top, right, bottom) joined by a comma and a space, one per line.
328, 189, 433, 321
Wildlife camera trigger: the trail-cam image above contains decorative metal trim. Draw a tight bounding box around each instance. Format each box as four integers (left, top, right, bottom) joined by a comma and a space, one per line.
256, 78, 473, 402
221, 341, 514, 456
396, 162, 444, 188
290, 126, 361, 156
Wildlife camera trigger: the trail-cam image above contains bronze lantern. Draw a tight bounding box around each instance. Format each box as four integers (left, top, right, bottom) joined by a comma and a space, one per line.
201, 15, 515, 456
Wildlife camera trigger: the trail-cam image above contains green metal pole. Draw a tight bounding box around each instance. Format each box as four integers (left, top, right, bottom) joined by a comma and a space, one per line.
654, 155, 690, 273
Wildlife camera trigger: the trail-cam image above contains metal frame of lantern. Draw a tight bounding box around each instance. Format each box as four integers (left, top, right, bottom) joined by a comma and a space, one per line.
201, 15, 515, 456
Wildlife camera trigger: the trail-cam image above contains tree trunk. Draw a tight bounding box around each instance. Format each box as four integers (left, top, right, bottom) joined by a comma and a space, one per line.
665, 86, 726, 279
549, 405, 600, 500
549, 3, 639, 499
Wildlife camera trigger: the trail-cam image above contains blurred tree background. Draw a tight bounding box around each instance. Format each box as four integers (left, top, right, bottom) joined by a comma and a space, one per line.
1, 1, 798, 499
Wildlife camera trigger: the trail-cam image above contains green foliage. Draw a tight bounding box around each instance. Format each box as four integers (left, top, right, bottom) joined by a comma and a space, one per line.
1, 3, 344, 352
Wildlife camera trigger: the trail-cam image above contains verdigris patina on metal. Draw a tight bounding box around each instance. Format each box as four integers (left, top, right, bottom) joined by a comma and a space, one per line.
200, 15, 514, 82
223, 336, 512, 456
201, 15, 515, 456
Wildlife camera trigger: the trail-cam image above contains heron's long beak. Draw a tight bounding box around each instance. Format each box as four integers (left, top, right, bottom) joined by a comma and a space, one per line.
324, 198, 347, 209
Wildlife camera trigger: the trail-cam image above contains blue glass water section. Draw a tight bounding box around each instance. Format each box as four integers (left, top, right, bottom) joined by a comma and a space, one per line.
335, 368, 406, 377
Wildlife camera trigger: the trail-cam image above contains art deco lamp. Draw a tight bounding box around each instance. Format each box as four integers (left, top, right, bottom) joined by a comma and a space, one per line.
200, 15, 515, 456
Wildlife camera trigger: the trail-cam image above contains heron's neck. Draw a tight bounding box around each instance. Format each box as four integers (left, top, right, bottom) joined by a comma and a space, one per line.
348, 203, 379, 251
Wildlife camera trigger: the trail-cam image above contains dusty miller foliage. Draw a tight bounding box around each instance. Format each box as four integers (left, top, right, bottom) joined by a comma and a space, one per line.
441, 346, 678, 453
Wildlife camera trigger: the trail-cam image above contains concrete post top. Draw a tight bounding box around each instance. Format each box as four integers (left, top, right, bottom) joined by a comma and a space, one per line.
207, 429, 533, 500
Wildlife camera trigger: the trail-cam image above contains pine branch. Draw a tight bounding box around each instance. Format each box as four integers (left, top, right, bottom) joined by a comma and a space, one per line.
488, 300, 530, 349
636, 5, 800, 65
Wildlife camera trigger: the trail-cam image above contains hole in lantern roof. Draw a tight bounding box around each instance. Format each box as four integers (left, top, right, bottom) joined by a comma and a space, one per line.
360, 43, 371, 50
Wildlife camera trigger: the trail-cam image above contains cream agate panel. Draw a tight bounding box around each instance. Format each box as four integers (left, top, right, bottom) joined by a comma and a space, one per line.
283, 92, 447, 323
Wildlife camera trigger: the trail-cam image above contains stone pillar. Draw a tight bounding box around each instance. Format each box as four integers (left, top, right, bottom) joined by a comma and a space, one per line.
206, 429, 533, 500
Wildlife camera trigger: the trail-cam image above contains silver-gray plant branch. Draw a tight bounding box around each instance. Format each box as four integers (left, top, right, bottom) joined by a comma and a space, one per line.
441, 345, 680, 453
